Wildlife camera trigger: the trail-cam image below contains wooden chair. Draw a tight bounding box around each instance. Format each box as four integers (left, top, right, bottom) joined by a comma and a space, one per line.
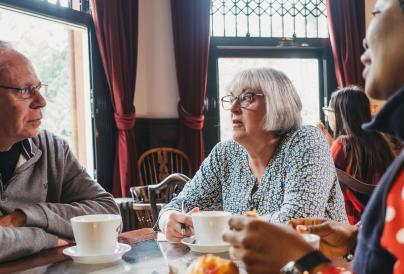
336, 168, 376, 195
130, 185, 149, 203
137, 147, 191, 186
113, 198, 137, 232
128, 185, 155, 228
132, 203, 164, 228
149, 173, 191, 223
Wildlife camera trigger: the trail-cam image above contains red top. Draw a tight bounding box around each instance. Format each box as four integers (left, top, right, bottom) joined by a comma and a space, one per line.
331, 137, 382, 225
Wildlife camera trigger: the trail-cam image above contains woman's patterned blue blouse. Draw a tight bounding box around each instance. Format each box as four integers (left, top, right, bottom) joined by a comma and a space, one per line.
162, 126, 348, 223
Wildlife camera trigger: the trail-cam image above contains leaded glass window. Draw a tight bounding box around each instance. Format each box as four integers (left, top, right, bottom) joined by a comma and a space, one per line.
210, 0, 328, 38
36, 0, 90, 13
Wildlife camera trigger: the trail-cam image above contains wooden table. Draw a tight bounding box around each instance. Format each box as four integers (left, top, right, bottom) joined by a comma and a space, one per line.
0, 228, 161, 274
0, 228, 352, 274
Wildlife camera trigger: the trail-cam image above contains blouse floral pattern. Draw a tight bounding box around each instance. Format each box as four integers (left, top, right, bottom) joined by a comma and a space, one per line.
162, 126, 348, 223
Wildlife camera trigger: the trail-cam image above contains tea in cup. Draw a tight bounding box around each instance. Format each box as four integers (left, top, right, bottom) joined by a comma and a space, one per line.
191, 211, 232, 245
70, 214, 122, 255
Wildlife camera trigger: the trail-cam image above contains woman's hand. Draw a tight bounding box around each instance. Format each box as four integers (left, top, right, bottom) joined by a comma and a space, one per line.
288, 218, 358, 258
223, 216, 313, 274
164, 207, 199, 243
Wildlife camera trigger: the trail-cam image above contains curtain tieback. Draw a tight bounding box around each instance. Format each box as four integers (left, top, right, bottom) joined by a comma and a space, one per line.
178, 103, 204, 130
114, 111, 136, 130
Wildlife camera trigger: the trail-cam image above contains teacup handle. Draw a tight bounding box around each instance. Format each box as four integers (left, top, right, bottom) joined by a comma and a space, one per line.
116, 222, 123, 234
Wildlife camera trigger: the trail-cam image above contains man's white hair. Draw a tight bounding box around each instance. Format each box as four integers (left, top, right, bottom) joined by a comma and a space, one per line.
227, 67, 302, 135
0, 41, 36, 84
0, 40, 13, 53
0, 41, 16, 83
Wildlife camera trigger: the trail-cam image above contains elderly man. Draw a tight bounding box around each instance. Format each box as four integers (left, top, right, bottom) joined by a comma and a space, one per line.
0, 41, 119, 262
223, 0, 404, 273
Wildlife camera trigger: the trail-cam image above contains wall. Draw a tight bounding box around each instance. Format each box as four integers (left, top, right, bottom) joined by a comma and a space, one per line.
134, 0, 179, 118
134, 0, 180, 157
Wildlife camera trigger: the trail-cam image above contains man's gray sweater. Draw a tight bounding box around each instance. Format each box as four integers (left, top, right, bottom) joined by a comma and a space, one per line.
0, 130, 119, 262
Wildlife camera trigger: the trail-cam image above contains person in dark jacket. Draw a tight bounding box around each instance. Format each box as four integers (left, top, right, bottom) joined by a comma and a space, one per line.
223, 0, 404, 273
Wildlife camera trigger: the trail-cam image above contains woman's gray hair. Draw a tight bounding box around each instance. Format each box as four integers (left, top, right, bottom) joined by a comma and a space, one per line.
228, 67, 302, 135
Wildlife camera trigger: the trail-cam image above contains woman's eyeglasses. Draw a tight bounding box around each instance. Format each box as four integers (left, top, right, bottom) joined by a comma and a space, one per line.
0, 82, 47, 99
221, 90, 264, 110
322, 106, 335, 115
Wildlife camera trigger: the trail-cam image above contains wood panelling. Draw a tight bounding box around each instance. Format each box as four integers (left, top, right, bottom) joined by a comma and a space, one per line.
135, 118, 179, 157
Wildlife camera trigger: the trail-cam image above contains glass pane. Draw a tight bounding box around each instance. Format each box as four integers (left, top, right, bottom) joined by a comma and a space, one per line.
218, 58, 320, 141
210, 0, 328, 38
0, 6, 94, 176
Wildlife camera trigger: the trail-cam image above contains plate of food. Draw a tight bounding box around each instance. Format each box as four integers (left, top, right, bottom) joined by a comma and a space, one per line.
186, 254, 239, 274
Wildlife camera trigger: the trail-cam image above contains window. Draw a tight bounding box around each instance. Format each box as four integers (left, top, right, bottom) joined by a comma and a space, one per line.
0, 8, 94, 174
0, 6, 94, 174
204, 0, 337, 154
210, 0, 328, 38
0, 0, 125, 192
34, 0, 90, 13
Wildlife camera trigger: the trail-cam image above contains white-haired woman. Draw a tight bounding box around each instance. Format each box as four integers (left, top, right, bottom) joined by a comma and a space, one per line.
159, 67, 347, 242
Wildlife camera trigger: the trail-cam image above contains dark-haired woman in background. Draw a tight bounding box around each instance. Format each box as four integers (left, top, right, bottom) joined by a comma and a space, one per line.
323, 86, 394, 224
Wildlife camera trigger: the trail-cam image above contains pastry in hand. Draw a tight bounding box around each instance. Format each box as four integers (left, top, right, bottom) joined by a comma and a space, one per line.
316, 121, 326, 131
244, 209, 258, 217
186, 254, 239, 274
315, 121, 334, 145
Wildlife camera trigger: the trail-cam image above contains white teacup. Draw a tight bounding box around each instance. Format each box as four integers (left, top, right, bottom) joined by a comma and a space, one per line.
191, 211, 232, 245
70, 214, 122, 255
301, 233, 320, 249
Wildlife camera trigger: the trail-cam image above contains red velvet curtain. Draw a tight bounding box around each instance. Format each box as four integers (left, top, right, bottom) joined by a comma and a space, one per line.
326, 0, 366, 87
92, 0, 138, 197
171, 0, 211, 173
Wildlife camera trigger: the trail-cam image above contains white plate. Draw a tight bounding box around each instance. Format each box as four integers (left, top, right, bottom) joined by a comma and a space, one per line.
181, 236, 230, 253
63, 243, 131, 264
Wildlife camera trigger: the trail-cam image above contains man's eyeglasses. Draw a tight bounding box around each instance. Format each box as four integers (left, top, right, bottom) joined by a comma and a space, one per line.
221, 90, 264, 110
0, 82, 47, 99
322, 106, 335, 115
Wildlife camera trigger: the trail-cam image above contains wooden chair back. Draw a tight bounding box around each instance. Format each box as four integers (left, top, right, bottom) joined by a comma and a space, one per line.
149, 173, 191, 223
336, 168, 376, 195
138, 147, 191, 186
132, 203, 164, 229
130, 185, 149, 203
113, 198, 137, 232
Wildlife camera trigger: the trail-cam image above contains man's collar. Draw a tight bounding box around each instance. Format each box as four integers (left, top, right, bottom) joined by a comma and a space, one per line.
362, 86, 404, 142
21, 138, 34, 159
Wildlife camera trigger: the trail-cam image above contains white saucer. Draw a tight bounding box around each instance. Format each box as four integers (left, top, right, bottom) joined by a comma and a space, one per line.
63, 243, 131, 264
181, 236, 230, 253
